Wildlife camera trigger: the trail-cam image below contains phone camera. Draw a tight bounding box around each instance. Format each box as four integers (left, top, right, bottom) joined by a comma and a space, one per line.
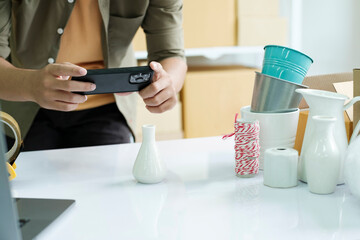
129, 73, 151, 84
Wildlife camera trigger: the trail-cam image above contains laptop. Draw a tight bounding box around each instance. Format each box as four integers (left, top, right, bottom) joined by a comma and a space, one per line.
0, 118, 75, 240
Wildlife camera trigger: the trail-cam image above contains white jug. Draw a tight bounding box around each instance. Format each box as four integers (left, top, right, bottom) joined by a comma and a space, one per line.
296, 89, 360, 184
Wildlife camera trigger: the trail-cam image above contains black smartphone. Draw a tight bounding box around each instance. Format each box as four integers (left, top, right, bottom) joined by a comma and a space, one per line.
71, 66, 154, 95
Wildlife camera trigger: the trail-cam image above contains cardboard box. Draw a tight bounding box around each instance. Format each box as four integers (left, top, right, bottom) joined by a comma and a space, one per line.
237, 16, 288, 46
300, 72, 353, 109
354, 69, 360, 127
237, 0, 279, 17
133, 0, 284, 50
135, 95, 183, 142
294, 110, 353, 154
183, 0, 237, 48
133, 0, 237, 50
182, 66, 258, 138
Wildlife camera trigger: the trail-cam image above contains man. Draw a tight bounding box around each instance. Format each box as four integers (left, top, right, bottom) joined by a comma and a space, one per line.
0, 0, 187, 150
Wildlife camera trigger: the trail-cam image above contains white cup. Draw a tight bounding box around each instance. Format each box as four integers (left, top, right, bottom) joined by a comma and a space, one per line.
240, 106, 300, 169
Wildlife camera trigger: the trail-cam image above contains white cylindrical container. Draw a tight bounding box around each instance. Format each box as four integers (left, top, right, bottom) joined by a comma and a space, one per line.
133, 125, 166, 184
263, 147, 298, 188
240, 106, 299, 170
303, 116, 340, 194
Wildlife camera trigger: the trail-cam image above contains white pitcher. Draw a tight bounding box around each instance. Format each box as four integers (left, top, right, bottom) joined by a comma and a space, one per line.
296, 89, 360, 184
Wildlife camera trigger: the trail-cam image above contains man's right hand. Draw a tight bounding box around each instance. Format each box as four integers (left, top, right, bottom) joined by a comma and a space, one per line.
26, 63, 96, 111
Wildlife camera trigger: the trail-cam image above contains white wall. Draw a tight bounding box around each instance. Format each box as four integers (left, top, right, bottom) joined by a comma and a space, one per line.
279, 0, 360, 76
300, 0, 360, 76
185, 0, 360, 75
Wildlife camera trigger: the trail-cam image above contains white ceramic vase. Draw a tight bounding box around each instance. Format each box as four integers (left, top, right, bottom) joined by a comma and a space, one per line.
303, 116, 340, 194
344, 135, 360, 199
133, 125, 166, 184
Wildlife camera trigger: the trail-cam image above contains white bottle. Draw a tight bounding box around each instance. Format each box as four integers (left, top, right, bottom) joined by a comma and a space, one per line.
304, 116, 340, 194
133, 125, 166, 184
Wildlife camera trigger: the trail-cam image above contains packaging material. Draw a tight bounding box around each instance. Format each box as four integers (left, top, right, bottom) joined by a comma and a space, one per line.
294, 110, 353, 154
135, 95, 183, 142
237, 0, 279, 17
300, 72, 353, 108
354, 69, 360, 127
182, 66, 258, 138
237, 16, 288, 46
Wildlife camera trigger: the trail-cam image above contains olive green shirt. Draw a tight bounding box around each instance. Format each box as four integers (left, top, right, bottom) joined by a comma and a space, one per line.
0, 0, 185, 137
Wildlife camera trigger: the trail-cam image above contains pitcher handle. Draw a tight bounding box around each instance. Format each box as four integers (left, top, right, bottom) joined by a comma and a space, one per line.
350, 120, 360, 144
345, 96, 360, 143
344, 96, 360, 110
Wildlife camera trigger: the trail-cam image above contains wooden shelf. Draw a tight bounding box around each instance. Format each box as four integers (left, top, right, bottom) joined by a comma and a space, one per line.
135, 46, 264, 69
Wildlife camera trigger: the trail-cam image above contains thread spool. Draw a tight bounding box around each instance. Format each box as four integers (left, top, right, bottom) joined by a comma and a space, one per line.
223, 114, 260, 178
235, 119, 260, 178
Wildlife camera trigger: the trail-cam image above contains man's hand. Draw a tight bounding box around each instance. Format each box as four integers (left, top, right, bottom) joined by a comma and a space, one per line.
27, 63, 96, 111
139, 61, 178, 113
0, 58, 97, 111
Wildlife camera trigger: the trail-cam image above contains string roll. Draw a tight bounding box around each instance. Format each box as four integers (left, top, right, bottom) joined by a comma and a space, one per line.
223, 113, 260, 177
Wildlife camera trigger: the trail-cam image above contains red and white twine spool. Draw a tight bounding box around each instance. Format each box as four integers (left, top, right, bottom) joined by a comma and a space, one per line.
223, 113, 260, 177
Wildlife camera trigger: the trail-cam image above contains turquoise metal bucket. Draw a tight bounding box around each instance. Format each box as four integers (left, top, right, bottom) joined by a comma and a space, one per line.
262, 45, 313, 84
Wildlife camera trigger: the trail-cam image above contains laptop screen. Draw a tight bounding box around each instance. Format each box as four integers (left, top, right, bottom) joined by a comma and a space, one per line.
0, 115, 23, 240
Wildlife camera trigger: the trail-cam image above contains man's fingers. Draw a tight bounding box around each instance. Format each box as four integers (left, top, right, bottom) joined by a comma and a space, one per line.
149, 61, 166, 81
51, 90, 88, 104
146, 97, 176, 113
139, 79, 169, 99
53, 79, 96, 92
47, 63, 87, 77
143, 87, 174, 107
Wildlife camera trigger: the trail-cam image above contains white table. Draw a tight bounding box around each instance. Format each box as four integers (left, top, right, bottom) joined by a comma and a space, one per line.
11, 137, 360, 240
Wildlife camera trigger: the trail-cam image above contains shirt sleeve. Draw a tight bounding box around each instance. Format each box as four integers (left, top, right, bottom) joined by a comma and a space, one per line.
142, 0, 185, 63
0, 0, 11, 59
